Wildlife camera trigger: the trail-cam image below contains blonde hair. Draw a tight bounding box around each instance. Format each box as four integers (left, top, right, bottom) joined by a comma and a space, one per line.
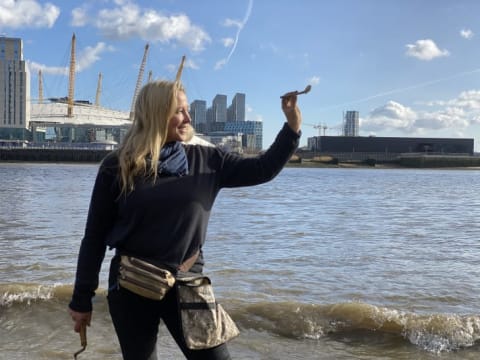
117, 80, 192, 194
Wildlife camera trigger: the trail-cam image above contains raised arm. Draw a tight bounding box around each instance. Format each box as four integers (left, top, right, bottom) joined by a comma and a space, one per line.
218, 93, 302, 188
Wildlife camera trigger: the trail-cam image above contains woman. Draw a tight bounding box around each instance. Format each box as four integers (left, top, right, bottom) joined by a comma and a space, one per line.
68, 78, 302, 359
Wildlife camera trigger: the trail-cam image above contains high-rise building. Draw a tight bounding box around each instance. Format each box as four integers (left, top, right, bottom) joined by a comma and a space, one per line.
193, 92, 263, 150
0, 37, 30, 139
344, 110, 359, 136
209, 94, 227, 123
227, 93, 245, 122
190, 99, 207, 133
206, 94, 227, 132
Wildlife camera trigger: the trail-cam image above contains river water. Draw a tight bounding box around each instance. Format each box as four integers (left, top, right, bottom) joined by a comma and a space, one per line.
0, 162, 479, 359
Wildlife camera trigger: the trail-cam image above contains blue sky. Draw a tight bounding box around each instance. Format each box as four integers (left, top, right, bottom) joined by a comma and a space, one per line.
1, 0, 480, 150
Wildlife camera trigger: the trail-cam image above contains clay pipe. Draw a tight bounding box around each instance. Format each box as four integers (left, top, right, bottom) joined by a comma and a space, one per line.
280, 84, 312, 98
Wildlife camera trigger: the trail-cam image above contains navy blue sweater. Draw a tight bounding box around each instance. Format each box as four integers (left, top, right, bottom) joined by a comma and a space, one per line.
69, 123, 300, 312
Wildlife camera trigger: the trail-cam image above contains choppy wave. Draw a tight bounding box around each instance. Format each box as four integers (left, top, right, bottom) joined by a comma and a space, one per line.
239, 301, 480, 354
1, 283, 67, 306
2, 283, 479, 354
0, 283, 106, 306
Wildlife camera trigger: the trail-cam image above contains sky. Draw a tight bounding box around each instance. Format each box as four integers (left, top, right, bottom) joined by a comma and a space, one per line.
1, 0, 480, 151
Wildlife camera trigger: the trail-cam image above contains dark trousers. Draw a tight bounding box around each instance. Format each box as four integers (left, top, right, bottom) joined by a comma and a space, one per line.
107, 256, 231, 360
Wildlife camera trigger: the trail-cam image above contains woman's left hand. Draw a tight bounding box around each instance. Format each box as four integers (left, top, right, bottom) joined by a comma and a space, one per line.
69, 308, 92, 333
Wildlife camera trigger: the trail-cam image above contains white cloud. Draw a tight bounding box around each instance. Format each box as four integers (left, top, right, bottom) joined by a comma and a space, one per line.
214, 59, 227, 70
221, 38, 235, 47
223, 18, 243, 29
185, 58, 199, 70
28, 42, 114, 75
76, 42, 115, 72
308, 76, 320, 86
27, 61, 68, 76
0, 0, 60, 29
166, 58, 199, 74
415, 107, 469, 130
92, 2, 211, 52
472, 116, 480, 125
363, 101, 416, 132
362, 90, 480, 135
71, 7, 88, 27
424, 90, 480, 111
245, 104, 262, 122
460, 28, 474, 39
405, 39, 449, 61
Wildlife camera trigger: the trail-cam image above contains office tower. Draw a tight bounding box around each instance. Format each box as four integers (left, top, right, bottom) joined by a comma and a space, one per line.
0, 37, 30, 139
207, 94, 227, 132
211, 94, 227, 123
190, 99, 207, 133
227, 93, 245, 122
344, 110, 359, 136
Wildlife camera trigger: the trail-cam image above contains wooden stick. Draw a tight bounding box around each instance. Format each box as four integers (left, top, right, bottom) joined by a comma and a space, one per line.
73, 324, 87, 359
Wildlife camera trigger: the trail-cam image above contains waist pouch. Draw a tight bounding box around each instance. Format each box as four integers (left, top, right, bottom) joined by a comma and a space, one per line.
118, 256, 175, 300
176, 275, 240, 350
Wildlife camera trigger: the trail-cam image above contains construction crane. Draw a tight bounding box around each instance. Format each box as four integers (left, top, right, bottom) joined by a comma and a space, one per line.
130, 43, 150, 120
304, 123, 328, 136
304, 122, 345, 136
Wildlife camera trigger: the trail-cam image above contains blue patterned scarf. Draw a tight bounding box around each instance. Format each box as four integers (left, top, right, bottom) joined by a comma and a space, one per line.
151, 142, 188, 177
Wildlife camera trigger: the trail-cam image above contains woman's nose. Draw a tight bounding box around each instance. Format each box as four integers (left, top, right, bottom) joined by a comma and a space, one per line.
184, 111, 192, 123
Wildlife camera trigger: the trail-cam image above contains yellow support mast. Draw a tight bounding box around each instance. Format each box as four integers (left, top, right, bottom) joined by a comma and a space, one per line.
67, 33, 76, 117
38, 70, 43, 104
129, 43, 149, 120
95, 72, 102, 106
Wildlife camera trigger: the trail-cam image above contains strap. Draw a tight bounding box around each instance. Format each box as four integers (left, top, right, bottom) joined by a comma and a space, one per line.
178, 250, 200, 272
180, 302, 216, 310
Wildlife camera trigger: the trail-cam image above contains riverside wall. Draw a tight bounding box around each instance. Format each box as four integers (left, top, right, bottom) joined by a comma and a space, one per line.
292, 151, 480, 168
0, 148, 111, 162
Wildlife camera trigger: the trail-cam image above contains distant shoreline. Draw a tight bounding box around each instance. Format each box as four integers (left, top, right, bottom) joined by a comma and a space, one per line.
1, 147, 480, 169
286, 161, 480, 170
286, 157, 480, 169
0, 147, 110, 163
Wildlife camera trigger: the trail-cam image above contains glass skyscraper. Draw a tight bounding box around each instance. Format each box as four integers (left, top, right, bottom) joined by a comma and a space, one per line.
344, 110, 359, 136
227, 93, 245, 122
190, 99, 207, 133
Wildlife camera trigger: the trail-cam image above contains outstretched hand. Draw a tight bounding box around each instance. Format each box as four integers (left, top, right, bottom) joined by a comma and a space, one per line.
281, 94, 302, 133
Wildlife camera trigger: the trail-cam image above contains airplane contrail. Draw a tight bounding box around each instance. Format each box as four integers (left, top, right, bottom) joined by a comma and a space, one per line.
318, 68, 480, 111
226, 0, 253, 63
216, 0, 253, 69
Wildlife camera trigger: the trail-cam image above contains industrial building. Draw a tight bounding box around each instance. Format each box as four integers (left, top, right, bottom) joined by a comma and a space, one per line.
304, 107, 475, 163
307, 135, 474, 162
